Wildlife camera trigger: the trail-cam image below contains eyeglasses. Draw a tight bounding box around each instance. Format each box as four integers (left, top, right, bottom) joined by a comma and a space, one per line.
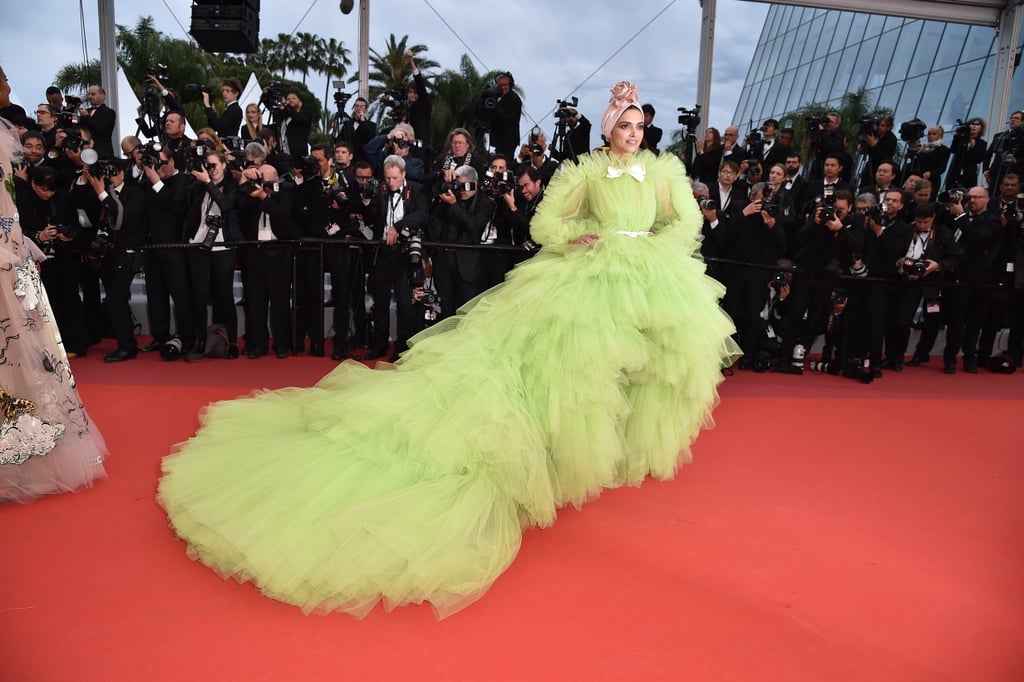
720, 169, 738, 176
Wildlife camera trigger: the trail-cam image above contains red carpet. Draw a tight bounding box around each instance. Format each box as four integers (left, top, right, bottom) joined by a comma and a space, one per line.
2, 343, 1022, 681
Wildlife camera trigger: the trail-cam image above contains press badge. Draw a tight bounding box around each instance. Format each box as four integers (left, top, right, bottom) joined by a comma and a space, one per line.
326, 223, 341, 236
927, 300, 941, 314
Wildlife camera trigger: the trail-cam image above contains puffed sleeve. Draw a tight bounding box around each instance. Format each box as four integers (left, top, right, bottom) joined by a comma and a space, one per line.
649, 152, 700, 241
529, 158, 593, 254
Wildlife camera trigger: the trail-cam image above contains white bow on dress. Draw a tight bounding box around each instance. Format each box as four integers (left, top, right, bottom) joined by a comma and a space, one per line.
606, 164, 646, 182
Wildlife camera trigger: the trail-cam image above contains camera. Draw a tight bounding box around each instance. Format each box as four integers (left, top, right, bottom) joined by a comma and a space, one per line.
831, 288, 848, 306
398, 227, 424, 264
899, 118, 927, 142
745, 160, 762, 178
50, 222, 78, 240
857, 115, 879, 137
937, 186, 965, 204
147, 64, 170, 83
697, 197, 717, 211
184, 144, 210, 173
322, 176, 351, 208
481, 169, 515, 195
952, 118, 971, 139
239, 179, 278, 194
185, 83, 211, 96
139, 142, 165, 168
862, 205, 890, 227
769, 270, 789, 291
84, 230, 117, 267
380, 88, 408, 121
198, 214, 224, 251
160, 336, 183, 361
58, 95, 82, 129
260, 82, 287, 114
389, 137, 423, 151
677, 105, 702, 128
902, 258, 929, 277
528, 126, 544, 156
356, 176, 380, 200
554, 96, 579, 120
815, 193, 838, 222
805, 115, 829, 129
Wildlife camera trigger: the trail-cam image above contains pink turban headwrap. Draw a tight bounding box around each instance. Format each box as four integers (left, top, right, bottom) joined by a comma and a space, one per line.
600, 81, 640, 140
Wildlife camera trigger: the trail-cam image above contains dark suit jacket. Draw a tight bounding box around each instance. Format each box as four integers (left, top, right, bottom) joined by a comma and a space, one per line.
370, 180, 430, 244
338, 118, 377, 163
100, 183, 148, 251
490, 90, 522, 158
205, 101, 243, 140
81, 103, 116, 159
184, 179, 243, 243
429, 192, 495, 282
279, 106, 312, 158
762, 140, 792, 169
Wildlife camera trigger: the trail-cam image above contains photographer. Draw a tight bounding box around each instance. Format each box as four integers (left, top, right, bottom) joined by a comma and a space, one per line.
163, 111, 192, 156
809, 112, 851, 182
300, 143, 359, 359
857, 115, 897, 192
516, 128, 559, 187
367, 154, 430, 361
947, 118, 988, 189
140, 143, 195, 358
758, 119, 791, 168
257, 128, 292, 177
984, 111, 1024, 190
405, 50, 433, 154
337, 97, 375, 163
487, 72, 521, 160
275, 92, 311, 159
550, 103, 591, 164
86, 158, 147, 362
720, 126, 748, 168
940, 187, 1000, 372
852, 190, 909, 374
977, 173, 1022, 369
722, 181, 787, 369
365, 122, 425, 183
776, 189, 863, 374
429, 165, 494, 319
136, 70, 182, 141
203, 78, 243, 140
78, 85, 116, 159
431, 127, 485, 196
692, 181, 725, 280
881, 202, 962, 371
909, 125, 950, 200
184, 151, 242, 360
14, 165, 89, 358
237, 164, 297, 359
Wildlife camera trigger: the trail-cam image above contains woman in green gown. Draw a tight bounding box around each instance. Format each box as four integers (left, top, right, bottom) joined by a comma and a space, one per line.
158, 81, 738, 619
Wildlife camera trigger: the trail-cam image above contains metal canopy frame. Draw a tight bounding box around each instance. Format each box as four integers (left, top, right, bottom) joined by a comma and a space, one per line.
696, 0, 1024, 146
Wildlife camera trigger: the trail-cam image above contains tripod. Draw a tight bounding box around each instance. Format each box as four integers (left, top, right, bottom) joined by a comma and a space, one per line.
550, 115, 578, 164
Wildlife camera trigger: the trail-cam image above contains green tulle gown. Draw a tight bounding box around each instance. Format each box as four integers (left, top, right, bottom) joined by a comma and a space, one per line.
157, 149, 739, 619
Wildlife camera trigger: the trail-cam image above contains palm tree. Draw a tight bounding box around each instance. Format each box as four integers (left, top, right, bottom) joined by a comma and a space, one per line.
292, 32, 325, 85
54, 60, 101, 97
250, 37, 288, 79
782, 87, 892, 161
273, 32, 301, 80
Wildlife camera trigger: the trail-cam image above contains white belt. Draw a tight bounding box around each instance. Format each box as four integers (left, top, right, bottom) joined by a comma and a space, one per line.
617, 230, 653, 238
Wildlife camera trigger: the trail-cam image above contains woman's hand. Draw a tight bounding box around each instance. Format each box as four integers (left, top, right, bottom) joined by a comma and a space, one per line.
570, 233, 600, 248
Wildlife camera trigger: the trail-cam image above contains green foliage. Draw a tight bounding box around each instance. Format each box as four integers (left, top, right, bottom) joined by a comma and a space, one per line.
347, 34, 439, 126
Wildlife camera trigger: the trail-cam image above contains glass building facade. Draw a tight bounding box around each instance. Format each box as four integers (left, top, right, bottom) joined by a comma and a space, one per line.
733, 6, 1024, 137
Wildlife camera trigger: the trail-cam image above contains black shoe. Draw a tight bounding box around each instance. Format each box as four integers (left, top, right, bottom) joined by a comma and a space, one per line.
775, 364, 803, 375
906, 355, 929, 367
331, 348, 346, 361
245, 347, 266, 359
943, 362, 956, 374
370, 345, 388, 359
309, 343, 324, 357
738, 356, 754, 371
963, 357, 978, 374
275, 349, 290, 359
880, 357, 904, 370
104, 349, 137, 363
871, 367, 882, 378
139, 340, 163, 353
226, 343, 239, 359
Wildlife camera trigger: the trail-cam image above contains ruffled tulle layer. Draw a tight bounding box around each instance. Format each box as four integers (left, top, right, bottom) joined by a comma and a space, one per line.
158, 150, 738, 618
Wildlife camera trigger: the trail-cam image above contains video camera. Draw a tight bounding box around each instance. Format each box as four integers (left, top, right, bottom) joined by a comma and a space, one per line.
899, 118, 927, 142
380, 87, 408, 121
141, 65, 169, 117
857, 115, 879, 137
554, 96, 579, 120
937, 186, 965, 204
58, 95, 83, 129
677, 105, 701, 129
260, 82, 287, 115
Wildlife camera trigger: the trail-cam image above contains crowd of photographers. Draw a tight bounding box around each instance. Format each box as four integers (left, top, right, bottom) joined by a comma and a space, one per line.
690, 111, 1024, 380
0, 56, 588, 364
3, 59, 1021, 377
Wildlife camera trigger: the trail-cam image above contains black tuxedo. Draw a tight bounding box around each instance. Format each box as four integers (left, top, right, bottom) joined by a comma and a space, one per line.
143, 172, 194, 347
337, 117, 377, 163
693, 146, 723, 186
239, 184, 299, 355
81, 103, 116, 159
644, 124, 664, 154
367, 180, 430, 356
761, 139, 791, 169
278, 106, 312, 158
489, 90, 522, 159
99, 183, 147, 351
205, 101, 243, 140
407, 72, 432, 151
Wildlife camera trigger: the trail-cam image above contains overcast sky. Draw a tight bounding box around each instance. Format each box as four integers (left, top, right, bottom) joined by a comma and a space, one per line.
2, 0, 767, 144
